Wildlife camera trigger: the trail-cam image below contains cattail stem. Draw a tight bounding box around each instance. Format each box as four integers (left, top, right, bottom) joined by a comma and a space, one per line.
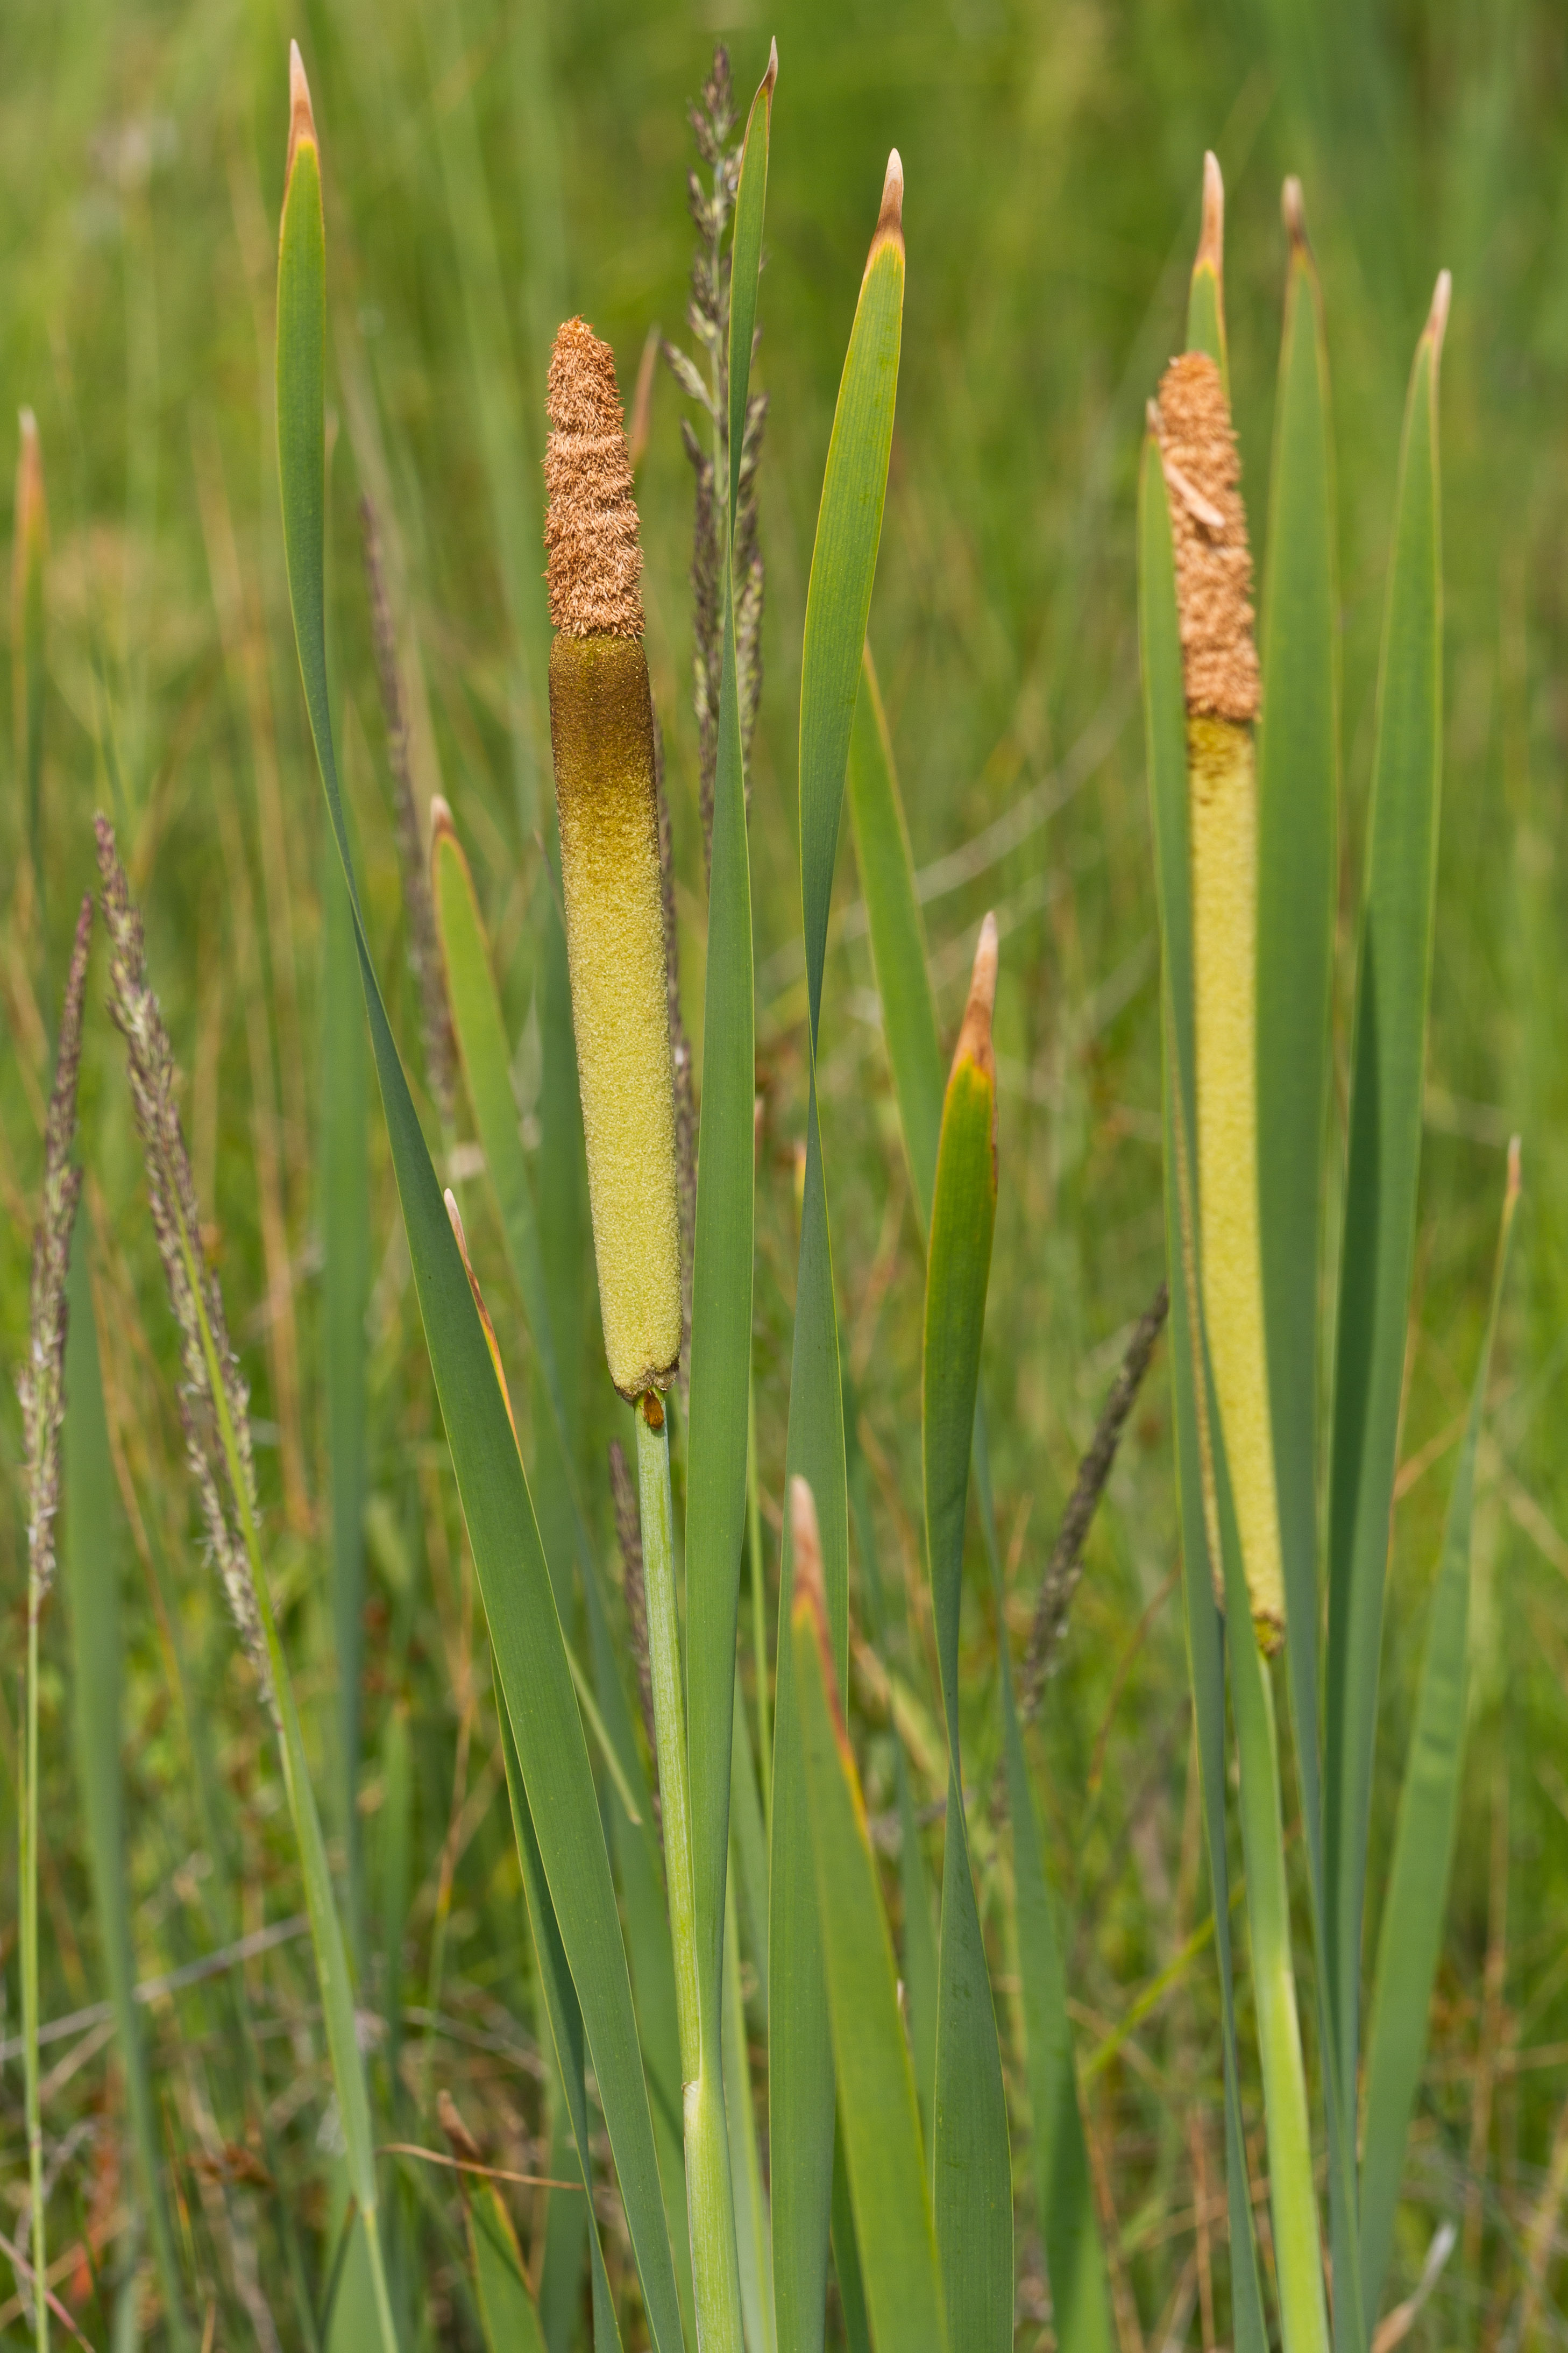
1232, 1653, 1331, 2353
636, 1398, 745, 2353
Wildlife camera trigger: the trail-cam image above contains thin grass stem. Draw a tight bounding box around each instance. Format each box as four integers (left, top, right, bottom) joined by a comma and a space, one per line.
21, 1603, 46, 2353
1231, 1638, 1330, 2353
635, 1400, 744, 2353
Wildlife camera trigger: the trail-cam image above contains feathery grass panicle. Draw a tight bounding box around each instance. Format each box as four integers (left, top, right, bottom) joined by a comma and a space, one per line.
19, 895, 93, 1612
665, 45, 770, 860
361, 490, 457, 1129
1154, 270, 1283, 1651
545, 317, 681, 1399
95, 815, 272, 1701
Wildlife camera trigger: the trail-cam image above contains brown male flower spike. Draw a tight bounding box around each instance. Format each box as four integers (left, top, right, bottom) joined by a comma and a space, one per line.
544, 317, 681, 1400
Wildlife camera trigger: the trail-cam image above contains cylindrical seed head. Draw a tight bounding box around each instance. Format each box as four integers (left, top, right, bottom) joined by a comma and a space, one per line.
544, 319, 681, 1400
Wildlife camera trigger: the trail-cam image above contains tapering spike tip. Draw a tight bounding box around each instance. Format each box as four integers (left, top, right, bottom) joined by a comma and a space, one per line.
954, 910, 998, 1078
1428, 268, 1452, 363
1197, 150, 1224, 277
1282, 175, 1308, 251
287, 40, 317, 180
867, 148, 904, 272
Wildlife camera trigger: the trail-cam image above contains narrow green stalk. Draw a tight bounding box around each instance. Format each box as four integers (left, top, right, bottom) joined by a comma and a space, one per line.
171, 1205, 399, 2353
21, 1601, 46, 2352
725, 1870, 776, 2353
1231, 1628, 1330, 2353
747, 1375, 771, 1825
636, 1401, 744, 2353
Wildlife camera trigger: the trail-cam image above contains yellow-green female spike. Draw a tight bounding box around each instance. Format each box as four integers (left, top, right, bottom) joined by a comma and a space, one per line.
544, 318, 681, 1400
1155, 169, 1284, 1654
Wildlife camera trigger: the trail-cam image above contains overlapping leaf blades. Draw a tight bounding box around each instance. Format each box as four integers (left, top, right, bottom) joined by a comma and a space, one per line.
770, 162, 904, 2353
275, 69, 684, 2353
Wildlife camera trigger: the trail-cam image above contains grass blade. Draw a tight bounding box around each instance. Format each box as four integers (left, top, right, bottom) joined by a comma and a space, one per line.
1324, 273, 1449, 2142
322, 844, 371, 1958
469, 2182, 549, 2353
1140, 425, 1268, 2353
846, 644, 1111, 2340
276, 62, 683, 2351
844, 648, 943, 1231
791, 1483, 948, 2353
797, 160, 906, 1044
725, 1874, 776, 2353
994, 1596, 1112, 2353
434, 798, 694, 2335
771, 153, 904, 2353
499, 1709, 627, 2353
431, 811, 565, 1411
922, 922, 1011, 2352
1359, 1148, 1519, 2328
63, 1235, 190, 2342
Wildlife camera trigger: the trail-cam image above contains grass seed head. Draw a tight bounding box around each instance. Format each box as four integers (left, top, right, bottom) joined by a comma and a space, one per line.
96, 817, 274, 1703
19, 894, 92, 1613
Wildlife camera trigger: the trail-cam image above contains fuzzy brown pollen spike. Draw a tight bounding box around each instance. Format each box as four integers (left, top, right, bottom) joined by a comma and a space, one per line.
1154, 350, 1259, 724
544, 319, 644, 639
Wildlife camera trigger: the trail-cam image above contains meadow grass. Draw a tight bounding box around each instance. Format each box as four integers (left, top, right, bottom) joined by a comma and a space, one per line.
2, 2, 1566, 2345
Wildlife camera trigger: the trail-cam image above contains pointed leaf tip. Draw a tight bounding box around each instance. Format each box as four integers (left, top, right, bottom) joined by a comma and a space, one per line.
1282, 175, 1308, 251
870, 149, 904, 255
1428, 268, 1452, 361
15, 409, 45, 539
429, 793, 455, 843
287, 40, 317, 179
1197, 150, 1224, 276
444, 1186, 470, 1257
953, 911, 998, 1075
763, 36, 778, 96
791, 1475, 826, 1625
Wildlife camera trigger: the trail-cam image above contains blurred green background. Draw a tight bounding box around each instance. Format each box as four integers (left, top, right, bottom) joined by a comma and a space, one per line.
3, 0, 1567, 2342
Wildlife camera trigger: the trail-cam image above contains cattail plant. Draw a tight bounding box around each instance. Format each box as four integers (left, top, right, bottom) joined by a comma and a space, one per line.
1141, 154, 1509, 2353
16, 895, 91, 2353
1151, 161, 1282, 1651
